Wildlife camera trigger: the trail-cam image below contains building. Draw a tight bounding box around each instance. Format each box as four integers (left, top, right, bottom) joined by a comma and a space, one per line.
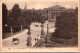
22, 4, 76, 26
33, 5, 75, 22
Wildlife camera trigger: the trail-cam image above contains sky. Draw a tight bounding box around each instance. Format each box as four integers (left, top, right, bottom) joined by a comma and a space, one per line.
2, 0, 78, 10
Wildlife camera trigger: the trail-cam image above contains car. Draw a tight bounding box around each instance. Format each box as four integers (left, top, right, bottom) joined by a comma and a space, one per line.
12, 38, 20, 45
35, 25, 39, 27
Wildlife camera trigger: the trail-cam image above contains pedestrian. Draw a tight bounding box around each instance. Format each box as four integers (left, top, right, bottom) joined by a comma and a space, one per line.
35, 38, 36, 41
37, 38, 38, 41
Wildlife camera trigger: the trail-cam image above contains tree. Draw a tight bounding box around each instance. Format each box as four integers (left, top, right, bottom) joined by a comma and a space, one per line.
2, 3, 8, 32
2, 3, 8, 38
7, 4, 21, 33
12, 4, 21, 20
51, 11, 78, 40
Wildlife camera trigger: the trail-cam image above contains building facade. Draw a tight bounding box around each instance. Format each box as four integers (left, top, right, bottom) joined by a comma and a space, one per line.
34, 5, 75, 22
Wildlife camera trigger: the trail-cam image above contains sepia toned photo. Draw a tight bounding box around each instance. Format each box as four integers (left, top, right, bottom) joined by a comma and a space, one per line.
0, 0, 79, 52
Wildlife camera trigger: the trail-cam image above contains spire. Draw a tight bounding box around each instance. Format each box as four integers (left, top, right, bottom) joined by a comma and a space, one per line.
24, 3, 27, 10
56, 2, 59, 6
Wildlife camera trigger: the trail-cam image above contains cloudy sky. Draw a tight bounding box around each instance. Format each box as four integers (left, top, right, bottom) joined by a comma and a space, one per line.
2, 0, 78, 10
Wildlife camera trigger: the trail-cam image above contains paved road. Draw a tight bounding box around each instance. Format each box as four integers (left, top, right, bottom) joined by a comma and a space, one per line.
2, 21, 55, 48
3, 29, 41, 48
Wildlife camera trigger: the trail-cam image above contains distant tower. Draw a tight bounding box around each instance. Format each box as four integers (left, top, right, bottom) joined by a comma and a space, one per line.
24, 3, 27, 11
56, 1, 59, 5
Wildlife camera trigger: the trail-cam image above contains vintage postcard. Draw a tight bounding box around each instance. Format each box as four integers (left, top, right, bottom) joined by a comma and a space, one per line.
0, 0, 80, 52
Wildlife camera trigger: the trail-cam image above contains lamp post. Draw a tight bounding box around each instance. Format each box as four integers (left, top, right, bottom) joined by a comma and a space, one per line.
11, 27, 13, 37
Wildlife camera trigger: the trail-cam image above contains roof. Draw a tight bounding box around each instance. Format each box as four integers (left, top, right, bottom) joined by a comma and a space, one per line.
48, 5, 66, 10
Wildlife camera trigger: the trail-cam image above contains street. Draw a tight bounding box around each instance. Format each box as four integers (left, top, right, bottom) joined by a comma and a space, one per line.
2, 21, 55, 48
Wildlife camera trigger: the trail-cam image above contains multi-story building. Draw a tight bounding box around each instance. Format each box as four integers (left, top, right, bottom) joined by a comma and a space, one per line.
34, 5, 75, 22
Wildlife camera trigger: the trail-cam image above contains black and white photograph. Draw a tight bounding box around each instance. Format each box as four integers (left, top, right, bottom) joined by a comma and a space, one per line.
1, 0, 78, 51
